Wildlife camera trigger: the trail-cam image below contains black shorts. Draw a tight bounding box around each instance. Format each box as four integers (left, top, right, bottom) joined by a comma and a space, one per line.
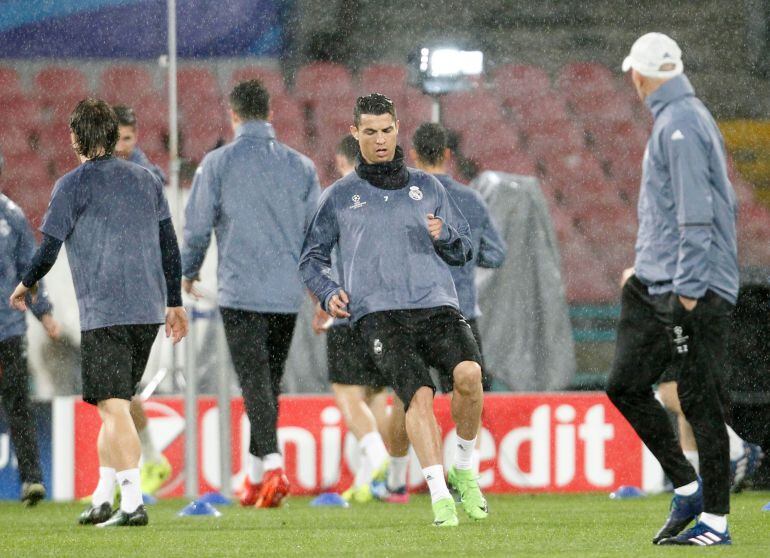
327, 325, 387, 388
437, 318, 493, 393
81, 324, 160, 405
355, 306, 481, 410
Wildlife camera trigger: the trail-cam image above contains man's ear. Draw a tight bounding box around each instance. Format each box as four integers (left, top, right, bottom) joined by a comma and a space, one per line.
349, 125, 359, 140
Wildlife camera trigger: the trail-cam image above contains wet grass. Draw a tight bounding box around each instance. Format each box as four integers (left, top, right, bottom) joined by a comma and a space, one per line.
0, 492, 768, 557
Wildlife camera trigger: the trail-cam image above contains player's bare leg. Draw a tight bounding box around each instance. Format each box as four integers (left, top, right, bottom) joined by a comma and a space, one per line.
92, 398, 147, 527
380, 395, 410, 502
333, 384, 388, 502
130, 396, 171, 495
447, 360, 488, 520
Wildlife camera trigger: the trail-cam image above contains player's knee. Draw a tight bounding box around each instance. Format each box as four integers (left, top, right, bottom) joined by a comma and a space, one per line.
452, 361, 482, 396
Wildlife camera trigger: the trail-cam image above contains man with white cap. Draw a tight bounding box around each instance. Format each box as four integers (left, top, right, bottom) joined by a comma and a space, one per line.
607, 32, 738, 546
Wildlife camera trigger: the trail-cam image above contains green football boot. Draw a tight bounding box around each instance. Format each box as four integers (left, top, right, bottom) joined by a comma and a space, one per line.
447, 466, 488, 521
432, 497, 459, 527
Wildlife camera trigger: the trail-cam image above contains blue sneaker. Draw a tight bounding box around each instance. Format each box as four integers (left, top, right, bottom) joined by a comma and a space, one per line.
658, 521, 731, 546
652, 478, 703, 544
731, 442, 764, 493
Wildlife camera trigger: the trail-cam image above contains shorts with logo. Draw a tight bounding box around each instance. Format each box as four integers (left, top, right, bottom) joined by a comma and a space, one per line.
355, 306, 481, 410
327, 324, 388, 388
81, 324, 160, 405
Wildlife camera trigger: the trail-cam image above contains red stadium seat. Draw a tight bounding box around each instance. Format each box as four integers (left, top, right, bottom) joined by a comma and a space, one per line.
494, 64, 552, 105
569, 91, 635, 122
440, 91, 504, 130
0, 95, 42, 131
35, 67, 89, 107
401, 88, 433, 125
0, 125, 35, 157
134, 97, 169, 127
0, 66, 22, 97
99, 65, 156, 105
176, 67, 220, 100
525, 121, 586, 161
293, 63, 354, 106
512, 94, 571, 133
181, 122, 229, 162
559, 233, 618, 303
230, 66, 286, 96
556, 62, 617, 95
359, 63, 408, 99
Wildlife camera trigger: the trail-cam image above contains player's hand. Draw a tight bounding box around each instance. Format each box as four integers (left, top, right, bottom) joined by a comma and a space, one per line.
427, 214, 443, 240
620, 267, 635, 287
678, 296, 697, 311
165, 306, 189, 344
327, 289, 351, 319
182, 278, 203, 300
312, 304, 333, 334
41, 314, 61, 340
8, 282, 33, 312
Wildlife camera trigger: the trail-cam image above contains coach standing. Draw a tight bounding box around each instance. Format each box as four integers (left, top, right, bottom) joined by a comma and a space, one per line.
607, 33, 738, 546
182, 80, 320, 508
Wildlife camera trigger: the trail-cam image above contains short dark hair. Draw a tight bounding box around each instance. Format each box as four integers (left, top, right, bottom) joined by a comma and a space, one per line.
113, 105, 137, 128
412, 122, 448, 166
336, 135, 359, 163
69, 98, 119, 158
354, 93, 396, 127
229, 79, 270, 121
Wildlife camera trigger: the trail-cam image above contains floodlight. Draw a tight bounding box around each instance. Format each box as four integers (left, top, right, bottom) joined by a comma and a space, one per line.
409, 46, 485, 95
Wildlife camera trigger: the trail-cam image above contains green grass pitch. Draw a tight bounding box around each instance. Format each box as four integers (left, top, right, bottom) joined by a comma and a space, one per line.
0, 492, 768, 557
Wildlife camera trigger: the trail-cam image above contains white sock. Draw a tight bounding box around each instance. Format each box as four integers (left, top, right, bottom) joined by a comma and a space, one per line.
263, 452, 283, 472
360, 431, 389, 474
247, 454, 264, 484
683, 450, 700, 474
726, 424, 745, 461
387, 455, 409, 490
454, 435, 476, 470
471, 448, 481, 475
674, 479, 699, 496
700, 512, 728, 533
116, 468, 142, 513
138, 427, 162, 463
422, 465, 451, 503
354, 442, 373, 487
91, 467, 116, 507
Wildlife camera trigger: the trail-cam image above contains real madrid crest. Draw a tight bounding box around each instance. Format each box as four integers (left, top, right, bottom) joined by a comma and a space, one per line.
409, 186, 423, 201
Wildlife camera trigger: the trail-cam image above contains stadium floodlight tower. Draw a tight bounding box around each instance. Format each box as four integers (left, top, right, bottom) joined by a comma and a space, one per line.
408, 45, 484, 123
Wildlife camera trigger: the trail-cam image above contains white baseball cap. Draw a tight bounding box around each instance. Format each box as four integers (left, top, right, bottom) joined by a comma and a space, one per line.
622, 32, 683, 78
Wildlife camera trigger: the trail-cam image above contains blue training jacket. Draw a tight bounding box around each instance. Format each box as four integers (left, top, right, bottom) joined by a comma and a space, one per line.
434, 174, 506, 319
634, 74, 739, 304
299, 168, 473, 322
182, 120, 321, 313
0, 194, 52, 342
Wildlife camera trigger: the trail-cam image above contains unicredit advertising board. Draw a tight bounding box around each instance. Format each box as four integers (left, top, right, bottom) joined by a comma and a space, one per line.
49, 393, 664, 501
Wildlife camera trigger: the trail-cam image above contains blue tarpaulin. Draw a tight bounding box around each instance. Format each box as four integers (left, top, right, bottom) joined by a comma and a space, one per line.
0, 0, 287, 58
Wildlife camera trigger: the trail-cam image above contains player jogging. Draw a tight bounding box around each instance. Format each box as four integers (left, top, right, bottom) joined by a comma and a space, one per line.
300, 93, 487, 527
182, 80, 320, 508
10, 99, 188, 527
311, 135, 392, 504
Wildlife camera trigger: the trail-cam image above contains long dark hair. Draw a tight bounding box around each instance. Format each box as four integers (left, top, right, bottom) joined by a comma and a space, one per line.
69, 98, 119, 158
